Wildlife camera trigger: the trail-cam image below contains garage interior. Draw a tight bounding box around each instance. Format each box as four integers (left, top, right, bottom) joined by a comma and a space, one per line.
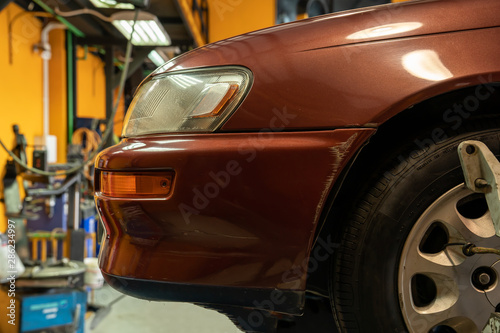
0, 0, 405, 332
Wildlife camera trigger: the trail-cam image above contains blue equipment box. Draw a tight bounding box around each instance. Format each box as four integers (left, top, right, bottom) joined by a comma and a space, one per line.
0, 288, 86, 333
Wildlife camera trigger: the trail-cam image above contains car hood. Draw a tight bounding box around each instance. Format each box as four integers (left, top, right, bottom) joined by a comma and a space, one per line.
155, 0, 500, 74
144, 0, 500, 132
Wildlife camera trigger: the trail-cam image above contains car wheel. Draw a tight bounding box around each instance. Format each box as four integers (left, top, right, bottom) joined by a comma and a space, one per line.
330, 124, 500, 332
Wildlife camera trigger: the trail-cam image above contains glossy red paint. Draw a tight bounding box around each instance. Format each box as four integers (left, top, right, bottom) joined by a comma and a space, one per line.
96, 129, 374, 289
152, 0, 500, 131
94, 0, 500, 317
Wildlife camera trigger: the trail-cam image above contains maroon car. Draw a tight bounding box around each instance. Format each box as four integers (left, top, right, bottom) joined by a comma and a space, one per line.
94, 0, 500, 332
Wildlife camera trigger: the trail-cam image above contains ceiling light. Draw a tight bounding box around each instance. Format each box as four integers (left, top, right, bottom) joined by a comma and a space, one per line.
148, 50, 167, 67
111, 11, 171, 46
89, 0, 135, 9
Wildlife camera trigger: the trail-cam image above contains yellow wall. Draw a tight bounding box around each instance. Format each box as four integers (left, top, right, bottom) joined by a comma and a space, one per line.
0, 4, 45, 232
208, 0, 276, 42
178, 0, 276, 45
76, 46, 106, 120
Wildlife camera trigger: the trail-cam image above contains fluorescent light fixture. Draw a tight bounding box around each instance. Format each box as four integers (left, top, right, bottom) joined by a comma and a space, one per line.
148, 50, 168, 67
111, 11, 171, 46
89, 0, 135, 9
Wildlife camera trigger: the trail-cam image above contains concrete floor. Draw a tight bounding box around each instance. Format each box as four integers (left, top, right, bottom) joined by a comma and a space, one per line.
84, 284, 243, 333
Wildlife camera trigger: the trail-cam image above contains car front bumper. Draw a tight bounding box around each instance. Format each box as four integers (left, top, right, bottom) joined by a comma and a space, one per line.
94, 128, 374, 311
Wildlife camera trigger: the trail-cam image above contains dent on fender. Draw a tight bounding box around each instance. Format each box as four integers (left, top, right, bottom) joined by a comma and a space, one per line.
314, 132, 361, 223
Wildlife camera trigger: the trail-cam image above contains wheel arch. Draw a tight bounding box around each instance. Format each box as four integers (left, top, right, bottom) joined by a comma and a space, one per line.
306, 80, 500, 296
371, 72, 500, 125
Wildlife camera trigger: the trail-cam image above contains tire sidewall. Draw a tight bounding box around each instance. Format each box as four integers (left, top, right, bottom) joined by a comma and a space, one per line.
332, 128, 500, 332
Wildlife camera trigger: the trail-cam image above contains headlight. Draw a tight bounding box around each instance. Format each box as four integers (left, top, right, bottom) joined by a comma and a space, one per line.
122, 66, 253, 137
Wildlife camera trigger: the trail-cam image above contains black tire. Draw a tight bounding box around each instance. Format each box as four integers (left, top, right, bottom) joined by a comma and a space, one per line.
330, 121, 500, 333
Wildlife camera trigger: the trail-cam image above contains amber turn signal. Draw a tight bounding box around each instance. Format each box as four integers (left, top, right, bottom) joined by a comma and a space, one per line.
97, 171, 174, 198
189, 83, 239, 118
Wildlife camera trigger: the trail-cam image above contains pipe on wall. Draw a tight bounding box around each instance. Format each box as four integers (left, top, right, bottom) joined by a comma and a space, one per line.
67, 31, 75, 143
41, 22, 66, 136
39, 22, 66, 163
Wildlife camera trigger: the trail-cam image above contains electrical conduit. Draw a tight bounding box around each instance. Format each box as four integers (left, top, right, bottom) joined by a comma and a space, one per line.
40, 22, 66, 163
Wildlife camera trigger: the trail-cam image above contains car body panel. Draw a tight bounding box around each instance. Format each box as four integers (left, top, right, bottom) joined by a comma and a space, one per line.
94, 0, 500, 316
96, 129, 374, 291
152, 0, 500, 131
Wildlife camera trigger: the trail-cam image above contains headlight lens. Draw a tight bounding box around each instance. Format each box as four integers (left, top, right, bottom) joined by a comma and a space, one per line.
122, 66, 252, 137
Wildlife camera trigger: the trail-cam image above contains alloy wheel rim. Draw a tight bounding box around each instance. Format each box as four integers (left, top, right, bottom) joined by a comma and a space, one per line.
399, 184, 500, 332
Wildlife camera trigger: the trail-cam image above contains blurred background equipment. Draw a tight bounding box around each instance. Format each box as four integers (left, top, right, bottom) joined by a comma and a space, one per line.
276, 0, 391, 24
0, 122, 104, 332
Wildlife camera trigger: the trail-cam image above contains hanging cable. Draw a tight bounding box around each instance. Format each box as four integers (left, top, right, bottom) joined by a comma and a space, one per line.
0, 9, 140, 177
442, 242, 500, 257
53, 7, 113, 23
72, 128, 101, 158
463, 243, 500, 257
441, 242, 467, 250
71, 128, 101, 181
